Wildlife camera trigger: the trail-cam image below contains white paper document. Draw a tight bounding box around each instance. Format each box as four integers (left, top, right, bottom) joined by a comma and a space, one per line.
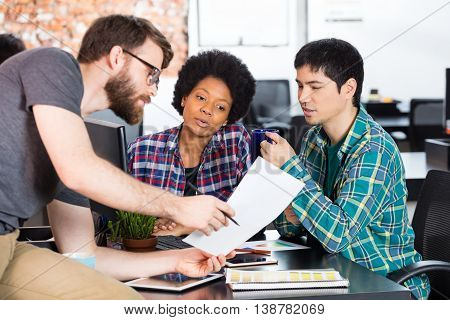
183, 157, 305, 255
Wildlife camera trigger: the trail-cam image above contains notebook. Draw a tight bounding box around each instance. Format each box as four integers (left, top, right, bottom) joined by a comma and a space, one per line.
225, 269, 349, 291
231, 287, 350, 299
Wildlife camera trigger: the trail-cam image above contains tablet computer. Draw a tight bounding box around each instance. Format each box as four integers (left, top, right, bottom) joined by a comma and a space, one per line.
225, 253, 278, 268
125, 273, 223, 292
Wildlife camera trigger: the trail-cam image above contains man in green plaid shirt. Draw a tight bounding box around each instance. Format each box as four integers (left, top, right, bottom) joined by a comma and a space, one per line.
260, 39, 430, 299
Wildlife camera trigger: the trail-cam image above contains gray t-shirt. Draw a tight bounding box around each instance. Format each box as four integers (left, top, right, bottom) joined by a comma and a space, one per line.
0, 47, 83, 234
55, 183, 91, 208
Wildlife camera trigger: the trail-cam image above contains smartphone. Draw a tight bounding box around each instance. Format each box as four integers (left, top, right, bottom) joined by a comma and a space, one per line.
225, 253, 278, 268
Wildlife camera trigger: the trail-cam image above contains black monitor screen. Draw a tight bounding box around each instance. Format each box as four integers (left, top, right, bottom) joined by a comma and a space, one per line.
445, 68, 450, 134
87, 109, 143, 146
252, 80, 291, 123
84, 118, 127, 219
85, 118, 127, 171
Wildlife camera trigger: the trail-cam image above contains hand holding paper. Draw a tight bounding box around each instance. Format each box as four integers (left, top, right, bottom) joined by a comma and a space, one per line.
183, 157, 304, 255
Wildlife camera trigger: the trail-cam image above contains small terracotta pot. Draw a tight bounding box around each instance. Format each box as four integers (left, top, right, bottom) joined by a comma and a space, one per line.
123, 236, 157, 252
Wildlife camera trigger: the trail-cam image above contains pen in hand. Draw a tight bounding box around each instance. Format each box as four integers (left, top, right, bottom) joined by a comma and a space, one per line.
186, 181, 240, 226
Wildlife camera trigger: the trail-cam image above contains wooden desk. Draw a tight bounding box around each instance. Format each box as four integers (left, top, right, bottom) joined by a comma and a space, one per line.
138, 232, 411, 300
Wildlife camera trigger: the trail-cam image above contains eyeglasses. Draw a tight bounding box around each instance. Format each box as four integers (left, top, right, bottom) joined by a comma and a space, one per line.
123, 49, 161, 87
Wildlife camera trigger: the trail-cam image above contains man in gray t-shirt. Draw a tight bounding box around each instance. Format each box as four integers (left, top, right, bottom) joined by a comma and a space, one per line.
0, 15, 234, 300
0, 47, 83, 234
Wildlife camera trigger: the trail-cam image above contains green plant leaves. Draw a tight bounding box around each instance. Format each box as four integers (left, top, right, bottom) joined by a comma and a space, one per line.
107, 219, 121, 242
114, 210, 156, 240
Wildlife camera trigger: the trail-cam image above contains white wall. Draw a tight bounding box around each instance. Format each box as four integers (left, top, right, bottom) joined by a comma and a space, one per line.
188, 0, 307, 117
144, 0, 308, 132
143, 77, 182, 135
143, 0, 450, 131
308, 0, 450, 111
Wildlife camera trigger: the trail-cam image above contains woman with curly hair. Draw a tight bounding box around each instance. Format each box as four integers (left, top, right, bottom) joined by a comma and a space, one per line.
127, 50, 256, 236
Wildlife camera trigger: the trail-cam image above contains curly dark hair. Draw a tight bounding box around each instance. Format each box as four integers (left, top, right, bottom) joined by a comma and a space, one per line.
172, 50, 255, 124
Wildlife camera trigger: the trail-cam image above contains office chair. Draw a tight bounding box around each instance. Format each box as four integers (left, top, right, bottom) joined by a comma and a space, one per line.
409, 99, 445, 151
288, 115, 312, 151
387, 170, 450, 299
242, 80, 292, 139
242, 104, 290, 139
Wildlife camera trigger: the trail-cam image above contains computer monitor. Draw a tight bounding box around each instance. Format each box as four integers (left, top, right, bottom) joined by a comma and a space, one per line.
86, 109, 143, 146
251, 80, 291, 124
84, 118, 127, 219
445, 68, 450, 134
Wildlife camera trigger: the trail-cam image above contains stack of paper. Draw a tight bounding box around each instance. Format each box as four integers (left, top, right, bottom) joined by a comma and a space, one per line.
225, 269, 349, 291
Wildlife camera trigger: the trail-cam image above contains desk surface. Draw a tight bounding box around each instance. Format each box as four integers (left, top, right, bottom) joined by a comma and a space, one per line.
375, 115, 410, 129
401, 152, 428, 180
138, 232, 411, 300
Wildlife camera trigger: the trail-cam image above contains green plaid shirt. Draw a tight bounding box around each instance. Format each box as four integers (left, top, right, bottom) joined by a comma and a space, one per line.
275, 107, 430, 299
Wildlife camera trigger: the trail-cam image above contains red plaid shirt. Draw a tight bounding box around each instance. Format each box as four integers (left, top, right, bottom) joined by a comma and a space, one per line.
127, 124, 251, 200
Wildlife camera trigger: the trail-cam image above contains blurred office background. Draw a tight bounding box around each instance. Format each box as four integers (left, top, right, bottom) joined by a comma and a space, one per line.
1, 0, 450, 225
2, 0, 449, 137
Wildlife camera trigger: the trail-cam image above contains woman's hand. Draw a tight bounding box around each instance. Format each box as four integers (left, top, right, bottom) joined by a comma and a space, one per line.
174, 248, 236, 278
153, 222, 194, 237
153, 218, 177, 233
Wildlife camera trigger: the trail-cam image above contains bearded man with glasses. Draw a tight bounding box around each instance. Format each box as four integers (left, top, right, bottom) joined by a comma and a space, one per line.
0, 14, 235, 300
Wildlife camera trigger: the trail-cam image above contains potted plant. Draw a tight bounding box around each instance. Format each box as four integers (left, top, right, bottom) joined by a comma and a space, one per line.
115, 210, 157, 252
106, 220, 123, 250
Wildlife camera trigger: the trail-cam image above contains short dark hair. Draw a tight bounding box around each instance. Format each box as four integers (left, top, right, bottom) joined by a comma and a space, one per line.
172, 50, 255, 124
77, 15, 173, 69
294, 38, 364, 107
0, 33, 25, 64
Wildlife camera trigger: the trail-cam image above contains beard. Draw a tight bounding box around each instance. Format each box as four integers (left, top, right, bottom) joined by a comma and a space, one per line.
104, 69, 148, 125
